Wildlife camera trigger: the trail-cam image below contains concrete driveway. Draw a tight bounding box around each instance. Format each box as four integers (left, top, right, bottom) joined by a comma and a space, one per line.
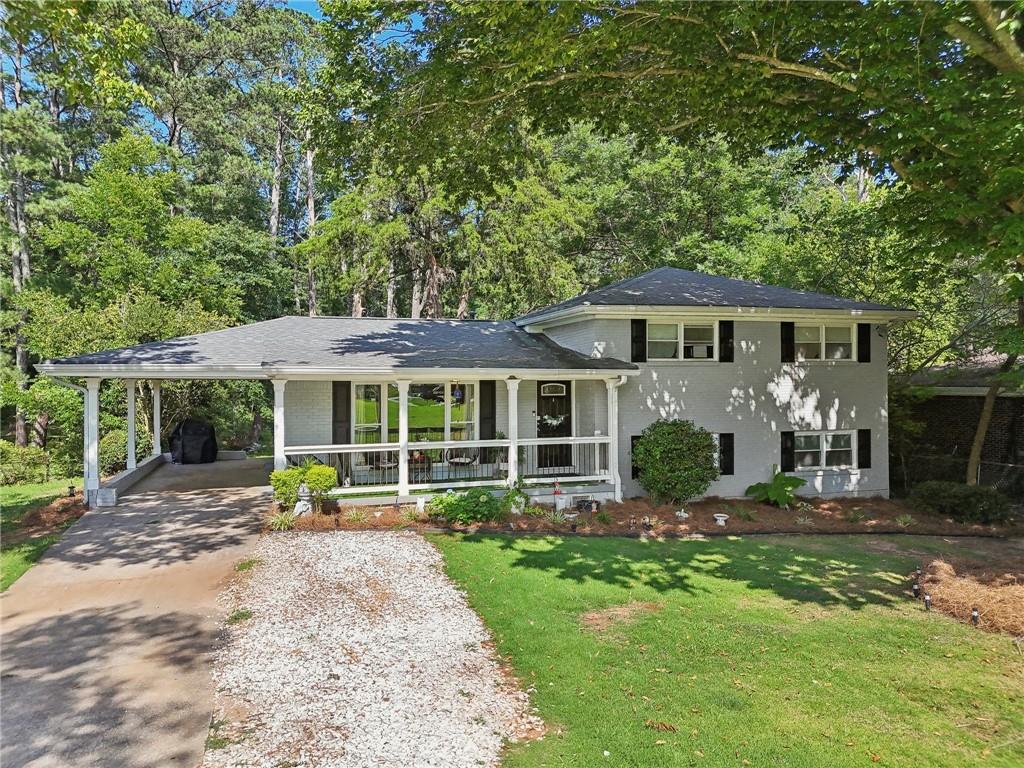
0, 462, 268, 768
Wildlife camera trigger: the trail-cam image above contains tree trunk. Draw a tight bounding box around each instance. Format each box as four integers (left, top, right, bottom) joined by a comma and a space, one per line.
304, 129, 318, 316
965, 294, 1024, 484
456, 284, 470, 319
249, 409, 263, 447
269, 113, 285, 237
31, 412, 49, 448
386, 256, 398, 318
6, 43, 31, 446
351, 289, 364, 317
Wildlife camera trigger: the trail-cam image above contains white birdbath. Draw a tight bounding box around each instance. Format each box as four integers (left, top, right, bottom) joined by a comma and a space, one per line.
713, 513, 729, 527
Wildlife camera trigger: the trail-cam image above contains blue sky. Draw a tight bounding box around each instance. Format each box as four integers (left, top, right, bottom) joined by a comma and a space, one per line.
285, 1, 323, 19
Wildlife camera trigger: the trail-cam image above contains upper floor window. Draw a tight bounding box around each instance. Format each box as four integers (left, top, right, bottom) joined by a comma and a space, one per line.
647, 321, 717, 361
795, 323, 853, 361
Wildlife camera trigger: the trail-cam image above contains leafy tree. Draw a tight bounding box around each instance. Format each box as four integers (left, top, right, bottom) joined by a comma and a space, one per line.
320, 0, 1023, 482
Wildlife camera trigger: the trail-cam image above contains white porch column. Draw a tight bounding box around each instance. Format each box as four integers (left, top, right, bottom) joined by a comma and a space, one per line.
272, 379, 287, 471
151, 380, 162, 457
85, 378, 101, 504
606, 377, 623, 502
396, 380, 410, 497
505, 378, 520, 486
126, 380, 137, 470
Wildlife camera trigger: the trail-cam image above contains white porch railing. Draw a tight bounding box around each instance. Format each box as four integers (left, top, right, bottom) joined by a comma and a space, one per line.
282, 436, 613, 496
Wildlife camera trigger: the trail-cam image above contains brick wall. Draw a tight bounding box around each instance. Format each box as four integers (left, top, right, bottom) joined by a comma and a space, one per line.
910, 395, 1022, 463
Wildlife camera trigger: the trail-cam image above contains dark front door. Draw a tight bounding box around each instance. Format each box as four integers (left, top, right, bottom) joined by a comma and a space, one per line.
537, 381, 572, 469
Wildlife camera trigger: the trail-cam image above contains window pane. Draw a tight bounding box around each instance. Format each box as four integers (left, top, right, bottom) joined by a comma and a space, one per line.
386, 384, 399, 442
408, 383, 445, 441
683, 324, 715, 359
683, 324, 714, 343
795, 434, 821, 452
796, 343, 820, 360
648, 323, 678, 340
795, 325, 820, 343
825, 449, 853, 467
795, 449, 820, 468
825, 433, 851, 450
825, 326, 851, 342
354, 385, 381, 444
648, 340, 678, 359
449, 382, 475, 441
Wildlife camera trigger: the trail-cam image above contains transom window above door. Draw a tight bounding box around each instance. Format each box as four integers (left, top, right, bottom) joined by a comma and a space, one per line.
647, 321, 717, 361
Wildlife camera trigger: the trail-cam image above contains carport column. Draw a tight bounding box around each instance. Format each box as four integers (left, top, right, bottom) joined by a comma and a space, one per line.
606, 377, 624, 502
85, 378, 101, 505
151, 380, 162, 456
126, 380, 136, 470
396, 380, 410, 497
505, 378, 520, 487
272, 379, 287, 471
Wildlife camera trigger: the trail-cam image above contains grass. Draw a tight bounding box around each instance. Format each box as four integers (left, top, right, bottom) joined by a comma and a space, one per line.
226, 608, 253, 625
429, 533, 1024, 768
1, 477, 80, 591
234, 557, 261, 572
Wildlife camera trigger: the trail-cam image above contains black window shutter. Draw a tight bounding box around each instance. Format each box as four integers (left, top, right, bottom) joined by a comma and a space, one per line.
479, 380, 496, 439
857, 428, 872, 468
719, 321, 734, 362
780, 431, 795, 472
331, 381, 351, 444
781, 322, 795, 363
857, 323, 871, 363
719, 433, 734, 475
631, 319, 647, 363
630, 435, 641, 479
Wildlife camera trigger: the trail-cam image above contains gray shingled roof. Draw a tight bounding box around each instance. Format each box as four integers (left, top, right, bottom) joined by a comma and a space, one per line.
43, 316, 635, 372
517, 266, 910, 323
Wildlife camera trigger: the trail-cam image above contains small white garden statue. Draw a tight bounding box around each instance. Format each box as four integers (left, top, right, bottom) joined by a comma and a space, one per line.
293, 481, 313, 517
675, 507, 689, 521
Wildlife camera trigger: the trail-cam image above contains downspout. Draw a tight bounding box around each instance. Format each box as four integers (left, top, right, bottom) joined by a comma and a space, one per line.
607, 374, 628, 502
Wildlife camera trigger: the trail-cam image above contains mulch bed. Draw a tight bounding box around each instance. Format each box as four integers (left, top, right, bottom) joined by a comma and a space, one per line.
917, 557, 1024, 637
276, 495, 1023, 539
4, 493, 88, 545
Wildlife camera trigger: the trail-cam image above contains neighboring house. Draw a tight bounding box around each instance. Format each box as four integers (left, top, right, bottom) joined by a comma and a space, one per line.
39, 267, 914, 506
896, 352, 1023, 492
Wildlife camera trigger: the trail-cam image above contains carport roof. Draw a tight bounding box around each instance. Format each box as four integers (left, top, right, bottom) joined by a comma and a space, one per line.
37, 316, 636, 378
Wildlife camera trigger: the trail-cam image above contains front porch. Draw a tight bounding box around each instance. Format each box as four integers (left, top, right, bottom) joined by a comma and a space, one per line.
276, 376, 624, 500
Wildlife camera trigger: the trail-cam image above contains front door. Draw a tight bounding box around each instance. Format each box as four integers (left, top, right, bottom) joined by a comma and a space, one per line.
537, 381, 572, 469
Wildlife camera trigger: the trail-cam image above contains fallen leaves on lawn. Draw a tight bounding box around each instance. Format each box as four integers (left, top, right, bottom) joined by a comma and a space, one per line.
644, 719, 677, 732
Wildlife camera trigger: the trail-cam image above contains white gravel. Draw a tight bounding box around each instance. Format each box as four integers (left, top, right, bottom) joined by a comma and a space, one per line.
202, 531, 541, 768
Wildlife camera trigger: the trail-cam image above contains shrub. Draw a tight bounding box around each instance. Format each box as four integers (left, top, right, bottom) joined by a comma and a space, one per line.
269, 467, 304, 508
267, 510, 297, 531
501, 480, 529, 514
631, 419, 719, 503
746, 469, 806, 508
98, 429, 153, 476
427, 490, 503, 524
0, 440, 51, 484
909, 481, 1012, 524
303, 464, 338, 512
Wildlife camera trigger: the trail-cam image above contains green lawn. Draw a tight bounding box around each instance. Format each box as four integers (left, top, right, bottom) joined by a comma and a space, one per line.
430, 534, 1024, 768
1, 478, 80, 591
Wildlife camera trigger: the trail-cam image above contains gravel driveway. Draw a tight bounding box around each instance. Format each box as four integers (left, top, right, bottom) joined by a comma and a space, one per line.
202, 531, 540, 767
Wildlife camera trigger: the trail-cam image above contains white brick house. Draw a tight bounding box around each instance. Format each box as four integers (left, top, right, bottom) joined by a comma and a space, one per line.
40, 267, 913, 505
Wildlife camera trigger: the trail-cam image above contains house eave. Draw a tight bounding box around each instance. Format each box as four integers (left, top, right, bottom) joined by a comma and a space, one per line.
517, 304, 919, 331
36, 362, 639, 380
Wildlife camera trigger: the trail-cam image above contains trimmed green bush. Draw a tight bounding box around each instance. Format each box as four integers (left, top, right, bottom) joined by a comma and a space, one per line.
746, 469, 807, 508
427, 490, 503, 524
0, 440, 51, 484
909, 480, 1012, 525
304, 464, 338, 512
631, 419, 719, 503
269, 467, 304, 507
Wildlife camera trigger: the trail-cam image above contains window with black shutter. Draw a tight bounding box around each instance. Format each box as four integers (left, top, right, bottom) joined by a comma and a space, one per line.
857, 428, 872, 468
781, 322, 795, 363
780, 430, 795, 472
631, 319, 647, 363
719, 321, 734, 363
718, 433, 734, 475
857, 323, 872, 363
